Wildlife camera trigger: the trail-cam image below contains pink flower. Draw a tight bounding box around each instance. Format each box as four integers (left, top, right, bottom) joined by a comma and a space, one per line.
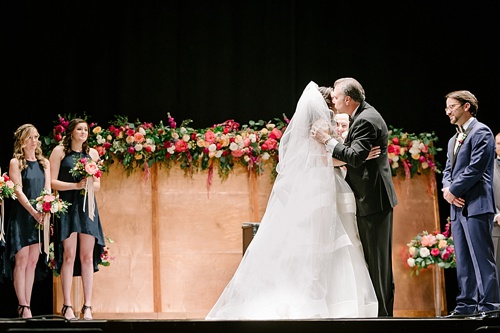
231, 149, 245, 157
134, 132, 145, 143
204, 130, 216, 144
85, 161, 100, 176
269, 128, 283, 140
431, 248, 440, 256
174, 140, 188, 153
421, 234, 437, 247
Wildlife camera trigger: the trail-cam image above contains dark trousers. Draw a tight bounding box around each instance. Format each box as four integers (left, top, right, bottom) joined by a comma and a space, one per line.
357, 209, 394, 317
452, 213, 500, 314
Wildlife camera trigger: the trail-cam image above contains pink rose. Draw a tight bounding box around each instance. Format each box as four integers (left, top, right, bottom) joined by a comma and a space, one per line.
269, 128, 283, 140
174, 140, 188, 153
431, 248, 440, 256
421, 234, 437, 247
85, 161, 99, 176
204, 130, 216, 144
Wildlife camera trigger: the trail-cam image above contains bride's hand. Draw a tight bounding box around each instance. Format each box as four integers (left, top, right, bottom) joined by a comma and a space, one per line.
310, 120, 332, 144
366, 146, 381, 160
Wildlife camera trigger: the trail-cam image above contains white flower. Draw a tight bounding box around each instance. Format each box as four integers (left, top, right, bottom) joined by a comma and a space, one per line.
436, 234, 446, 240
182, 134, 190, 142
97, 135, 106, 145
419, 247, 430, 258
134, 143, 143, 152
249, 133, 257, 143
215, 151, 223, 158
208, 143, 217, 152
457, 133, 467, 144
167, 146, 175, 154
139, 127, 146, 136
229, 142, 239, 151
407, 258, 415, 267
409, 246, 417, 257
261, 152, 270, 160
180, 127, 188, 134
409, 140, 421, 155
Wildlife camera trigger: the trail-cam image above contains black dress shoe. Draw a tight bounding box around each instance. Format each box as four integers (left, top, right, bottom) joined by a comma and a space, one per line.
441, 311, 469, 318
476, 311, 500, 319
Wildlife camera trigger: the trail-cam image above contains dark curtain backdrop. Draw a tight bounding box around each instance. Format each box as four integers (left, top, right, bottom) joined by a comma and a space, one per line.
1, 0, 499, 317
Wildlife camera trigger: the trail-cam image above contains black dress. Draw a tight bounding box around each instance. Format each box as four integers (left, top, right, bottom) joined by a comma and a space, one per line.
2, 160, 48, 281
54, 151, 105, 276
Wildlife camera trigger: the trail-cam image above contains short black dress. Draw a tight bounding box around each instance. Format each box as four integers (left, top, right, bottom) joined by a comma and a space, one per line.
54, 151, 105, 276
2, 160, 48, 281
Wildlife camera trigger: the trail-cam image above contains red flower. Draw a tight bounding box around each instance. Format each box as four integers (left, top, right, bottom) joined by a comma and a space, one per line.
42, 201, 52, 213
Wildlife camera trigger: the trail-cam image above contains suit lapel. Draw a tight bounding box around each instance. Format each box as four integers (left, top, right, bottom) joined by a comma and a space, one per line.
451, 119, 477, 170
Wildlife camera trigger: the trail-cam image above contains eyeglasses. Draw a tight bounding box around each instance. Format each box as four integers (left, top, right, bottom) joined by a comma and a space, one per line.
445, 103, 463, 113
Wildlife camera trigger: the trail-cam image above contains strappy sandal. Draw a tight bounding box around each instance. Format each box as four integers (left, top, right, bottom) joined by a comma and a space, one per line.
81, 305, 93, 320
17, 305, 30, 318
61, 304, 77, 321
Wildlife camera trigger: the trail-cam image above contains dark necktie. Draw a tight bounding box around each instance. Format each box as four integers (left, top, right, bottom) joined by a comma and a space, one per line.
456, 125, 464, 134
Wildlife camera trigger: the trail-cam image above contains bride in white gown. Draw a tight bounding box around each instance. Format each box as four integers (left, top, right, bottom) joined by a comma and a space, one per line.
205, 81, 378, 320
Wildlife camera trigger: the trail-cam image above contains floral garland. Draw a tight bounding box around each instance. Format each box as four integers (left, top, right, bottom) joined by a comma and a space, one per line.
41, 115, 442, 181
42, 114, 288, 186
388, 126, 442, 179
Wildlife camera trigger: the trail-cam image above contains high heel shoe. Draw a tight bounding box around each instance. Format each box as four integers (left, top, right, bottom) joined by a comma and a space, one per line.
61, 304, 77, 321
17, 305, 30, 318
81, 305, 93, 320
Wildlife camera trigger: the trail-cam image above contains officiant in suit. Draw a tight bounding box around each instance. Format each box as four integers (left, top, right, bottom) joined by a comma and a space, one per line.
442, 90, 500, 318
311, 77, 398, 317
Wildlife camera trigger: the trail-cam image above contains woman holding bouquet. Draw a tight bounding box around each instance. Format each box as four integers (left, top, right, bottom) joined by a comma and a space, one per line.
4, 124, 49, 318
49, 118, 105, 321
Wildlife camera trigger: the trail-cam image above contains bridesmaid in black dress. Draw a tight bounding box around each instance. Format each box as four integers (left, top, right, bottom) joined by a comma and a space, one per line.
6, 124, 49, 318
49, 118, 105, 321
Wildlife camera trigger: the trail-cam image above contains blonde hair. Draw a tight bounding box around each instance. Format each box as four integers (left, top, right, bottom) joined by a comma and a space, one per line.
12, 124, 47, 171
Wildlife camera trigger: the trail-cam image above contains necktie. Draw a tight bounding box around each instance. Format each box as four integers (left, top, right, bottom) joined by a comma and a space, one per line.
456, 125, 464, 133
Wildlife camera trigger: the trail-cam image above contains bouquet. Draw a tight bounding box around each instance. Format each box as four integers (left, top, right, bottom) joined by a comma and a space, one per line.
69, 156, 103, 180
406, 218, 456, 275
69, 156, 103, 221
30, 189, 71, 229
30, 189, 71, 260
0, 172, 17, 201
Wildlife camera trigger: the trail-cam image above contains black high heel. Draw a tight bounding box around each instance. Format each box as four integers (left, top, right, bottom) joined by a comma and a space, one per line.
81, 305, 93, 320
17, 305, 30, 318
61, 304, 77, 321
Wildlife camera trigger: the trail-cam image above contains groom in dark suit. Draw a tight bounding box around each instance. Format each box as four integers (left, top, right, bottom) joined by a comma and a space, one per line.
442, 90, 500, 318
312, 77, 398, 316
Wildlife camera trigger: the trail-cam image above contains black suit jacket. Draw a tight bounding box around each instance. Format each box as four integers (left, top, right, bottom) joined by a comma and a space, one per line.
332, 101, 398, 216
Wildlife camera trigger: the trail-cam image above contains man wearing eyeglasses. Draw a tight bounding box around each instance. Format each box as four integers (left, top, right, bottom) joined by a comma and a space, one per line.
442, 90, 500, 318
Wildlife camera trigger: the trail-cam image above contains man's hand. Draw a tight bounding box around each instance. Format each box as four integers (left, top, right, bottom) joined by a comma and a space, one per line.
310, 120, 331, 144
442, 187, 465, 208
366, 146, 381, 160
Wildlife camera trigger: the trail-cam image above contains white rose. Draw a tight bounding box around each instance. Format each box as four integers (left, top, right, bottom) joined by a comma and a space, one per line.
407, 258, 415, 267
229, 142, 239, 151
419, 247, 430, 258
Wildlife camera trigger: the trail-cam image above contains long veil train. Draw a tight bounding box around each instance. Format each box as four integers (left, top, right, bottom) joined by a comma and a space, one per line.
205, 81, 378, 319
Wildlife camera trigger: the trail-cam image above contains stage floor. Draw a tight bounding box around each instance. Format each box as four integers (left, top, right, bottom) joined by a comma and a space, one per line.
0, 316, 499, 333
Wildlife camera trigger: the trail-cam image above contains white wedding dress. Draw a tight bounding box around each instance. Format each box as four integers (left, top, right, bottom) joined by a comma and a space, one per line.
205, 82, 378, 320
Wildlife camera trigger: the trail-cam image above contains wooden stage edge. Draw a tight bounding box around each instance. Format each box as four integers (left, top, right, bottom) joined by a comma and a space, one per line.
0, 317, 499, 333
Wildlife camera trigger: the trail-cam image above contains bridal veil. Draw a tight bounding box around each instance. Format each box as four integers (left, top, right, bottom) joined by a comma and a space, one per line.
206, 81, 378, 319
